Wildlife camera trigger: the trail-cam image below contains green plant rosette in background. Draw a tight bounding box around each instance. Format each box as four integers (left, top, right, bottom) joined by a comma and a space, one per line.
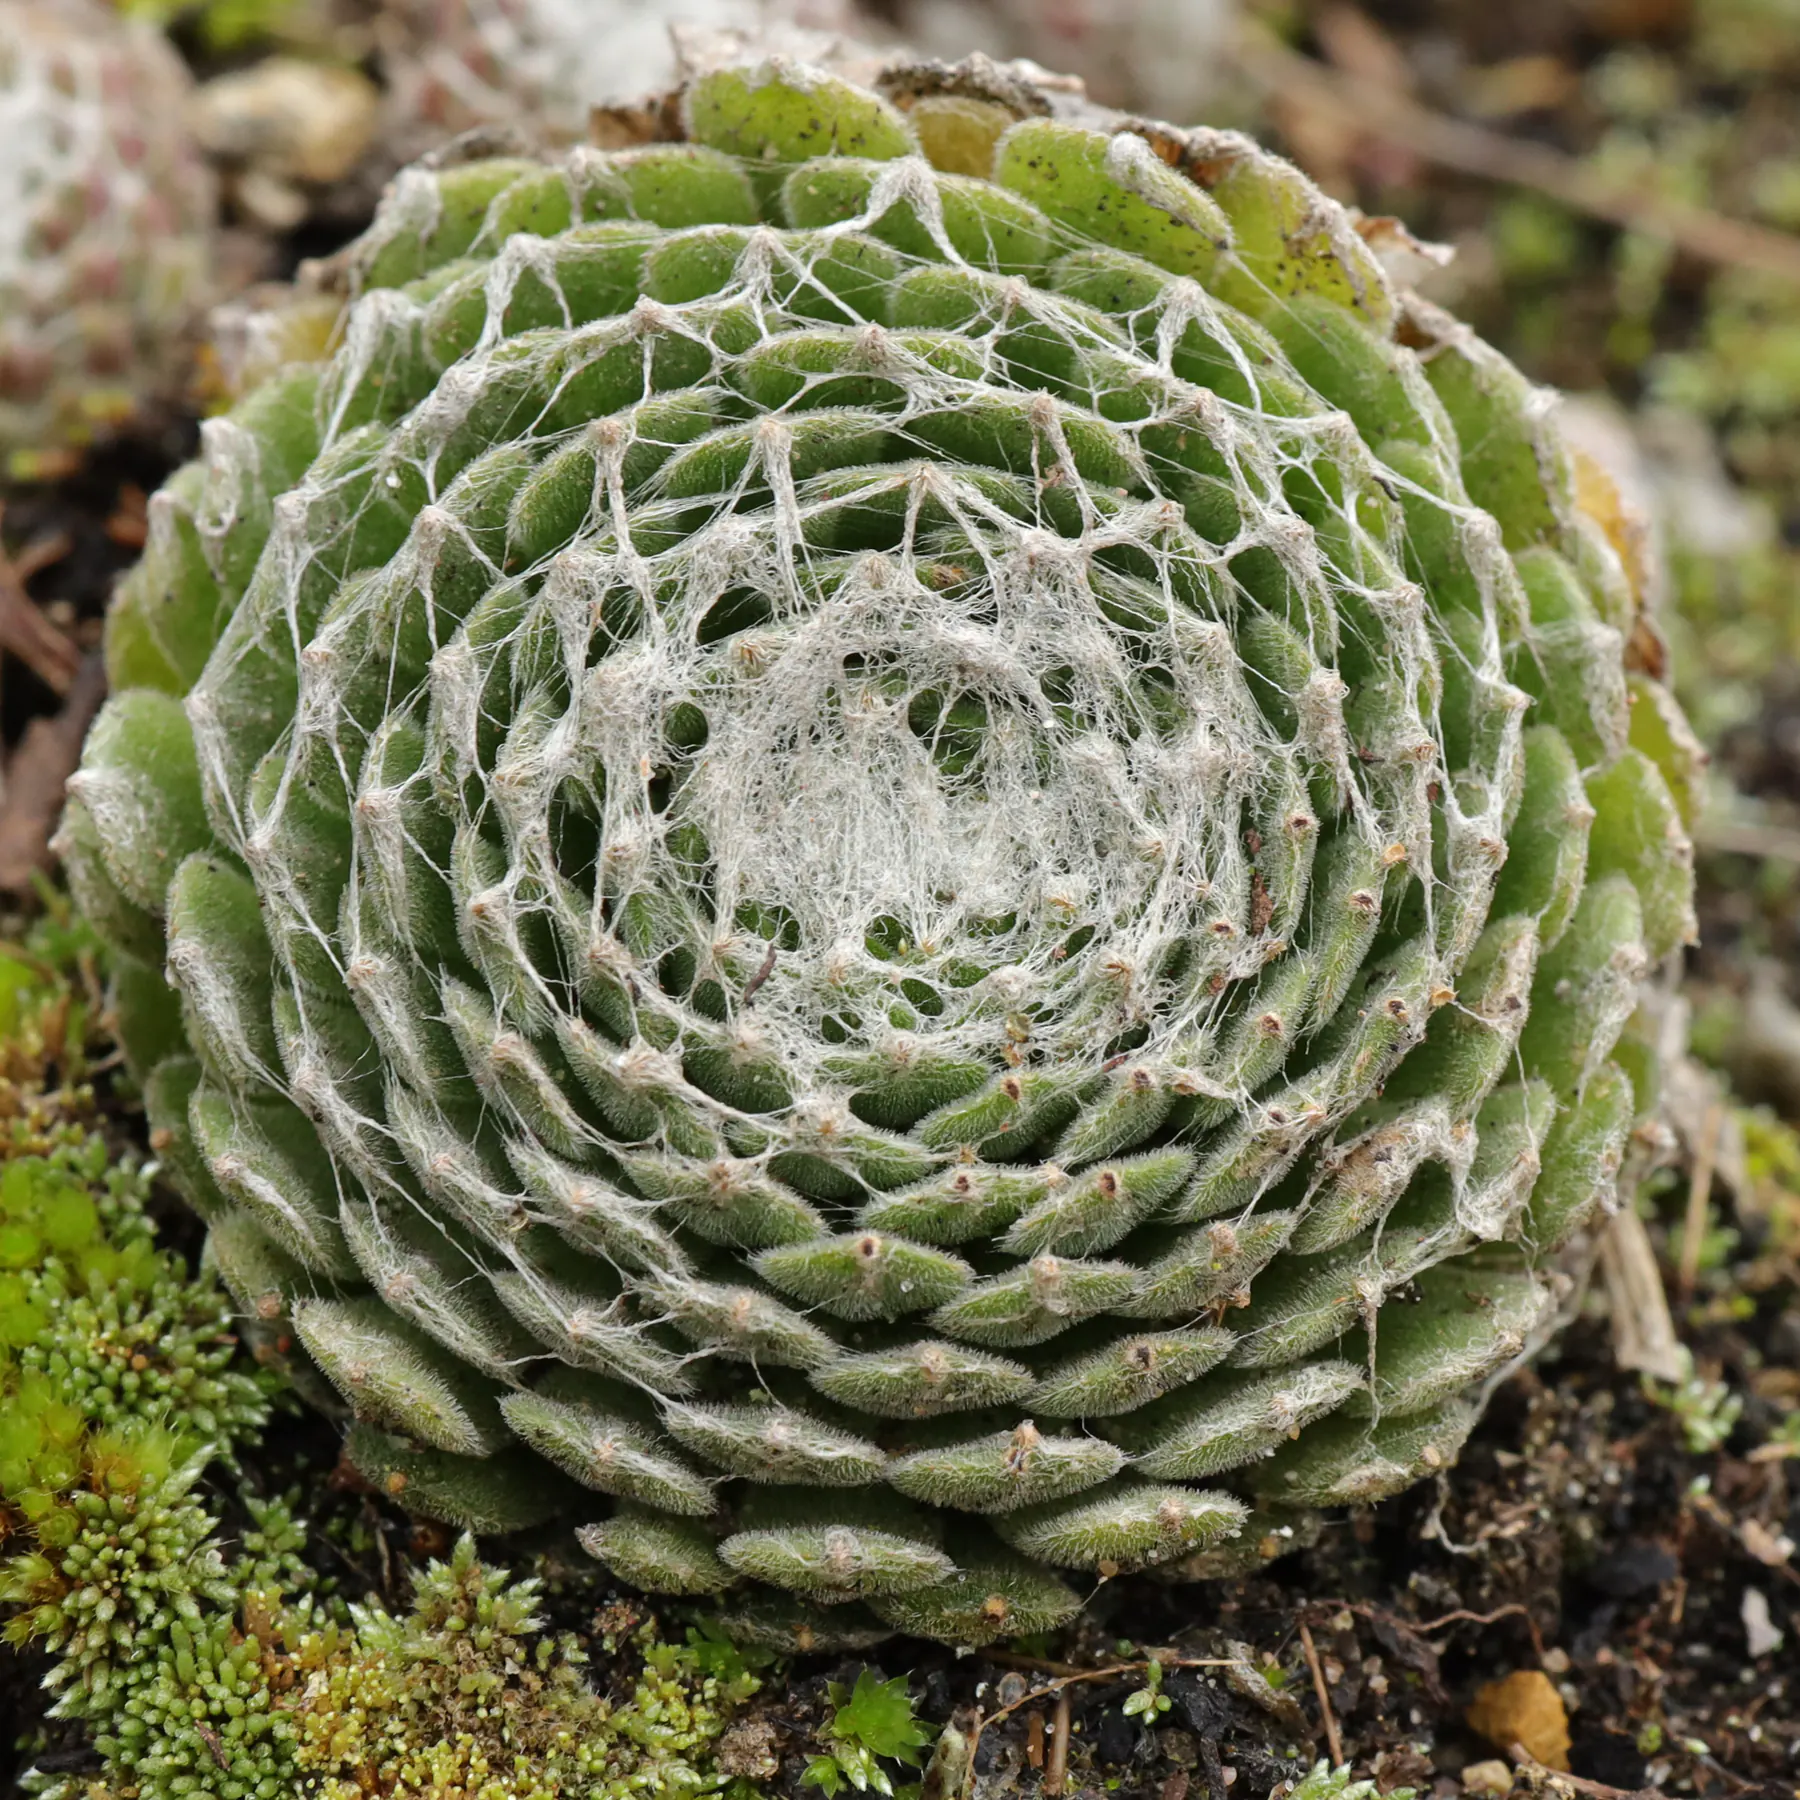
0, 0, 215, 479
59, 53, 1701, 1649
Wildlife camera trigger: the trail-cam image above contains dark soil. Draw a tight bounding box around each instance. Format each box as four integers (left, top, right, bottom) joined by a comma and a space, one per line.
713, 1307, 1800, 1800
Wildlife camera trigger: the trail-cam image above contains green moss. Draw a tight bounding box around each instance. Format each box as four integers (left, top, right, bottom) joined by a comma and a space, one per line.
283, 1538, 764, 1799
0, 1189, 763, 1797
73, 1491, 308, 1798
0, 928, 287, 1785
0, 1136, 270, 1513
0, 904, 105, 1143
0, 1139, 281, 1776
2, 1430, 233, 1705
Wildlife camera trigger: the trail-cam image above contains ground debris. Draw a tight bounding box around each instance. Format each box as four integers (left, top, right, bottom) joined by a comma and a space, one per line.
0, 654, 104, 892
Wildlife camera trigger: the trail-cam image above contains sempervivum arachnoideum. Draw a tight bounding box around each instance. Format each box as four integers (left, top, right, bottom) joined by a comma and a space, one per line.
61, 55, 1701, 1650
0, 0, 215, 479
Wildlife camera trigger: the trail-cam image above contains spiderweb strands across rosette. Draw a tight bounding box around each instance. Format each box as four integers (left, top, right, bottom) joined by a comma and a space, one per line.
60, 55, 1701, 1649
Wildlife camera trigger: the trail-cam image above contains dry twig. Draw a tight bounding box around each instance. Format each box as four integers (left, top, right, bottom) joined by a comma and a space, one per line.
0, 505, 79, 697
986, 1650, 1092, 1678
0, 654, 106, 892
1403, 1602, 1532, 1636
1297, 1621, 1343, 1767
1677, 1100, 1724, 1304
1598, 1207, 1684, 1384
1694, 818, 1800, 865
1688, 1487, 1800, 1588
1508, 1747, 1653, 1799
1045, 1688, 1071, 1798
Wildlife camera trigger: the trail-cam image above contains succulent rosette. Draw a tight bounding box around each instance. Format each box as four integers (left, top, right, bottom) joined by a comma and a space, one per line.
61, 56, 1699, 1649
0, 0, 215, 477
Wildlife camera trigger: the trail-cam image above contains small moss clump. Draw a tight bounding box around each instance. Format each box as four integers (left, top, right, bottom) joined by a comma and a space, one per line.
0, 1141, 272, 1512
2, 1427, 240, 1707
0, 911, 271, 1526
86, 1490, 311, 1797
0, 911, 105, 1157
282, 1539, 765, 1799
16, 1529, 768, 1800
0, 919, 288, 1787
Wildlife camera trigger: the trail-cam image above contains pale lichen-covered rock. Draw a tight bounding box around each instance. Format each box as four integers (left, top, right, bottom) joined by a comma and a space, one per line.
0, 0, 215, 478
189, 56, 383, 232
62, 53, 1697, 1648
379, 0, 879, 154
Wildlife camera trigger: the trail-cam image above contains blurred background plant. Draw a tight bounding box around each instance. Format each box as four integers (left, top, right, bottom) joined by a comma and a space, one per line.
0, 0, 216, 482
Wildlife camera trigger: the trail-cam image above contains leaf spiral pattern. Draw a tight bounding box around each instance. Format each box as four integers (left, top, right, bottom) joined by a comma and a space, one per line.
62, 56, 1700, 1648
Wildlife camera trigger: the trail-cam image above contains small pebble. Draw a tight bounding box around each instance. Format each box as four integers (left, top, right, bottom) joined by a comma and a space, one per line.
190, 57, 380, 225
1466, 1670, 1571, 1771
1742, 1586, 1784, 1659
1460, 1759, 1514, 1796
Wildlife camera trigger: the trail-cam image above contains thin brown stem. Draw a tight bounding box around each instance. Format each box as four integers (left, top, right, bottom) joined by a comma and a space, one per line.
0, 506, 79, 697
1044, 1687, 1071, 1798
1298, 1620, 1343, 1767
0, 653, 106, 892
985, 1649, 1096, 1678
1400, 1601, 1531, 1636
1509, 1746, 1654, 1798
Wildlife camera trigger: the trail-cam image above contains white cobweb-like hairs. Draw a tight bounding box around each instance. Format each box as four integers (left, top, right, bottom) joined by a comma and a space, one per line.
65, 56, 1700, 1650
